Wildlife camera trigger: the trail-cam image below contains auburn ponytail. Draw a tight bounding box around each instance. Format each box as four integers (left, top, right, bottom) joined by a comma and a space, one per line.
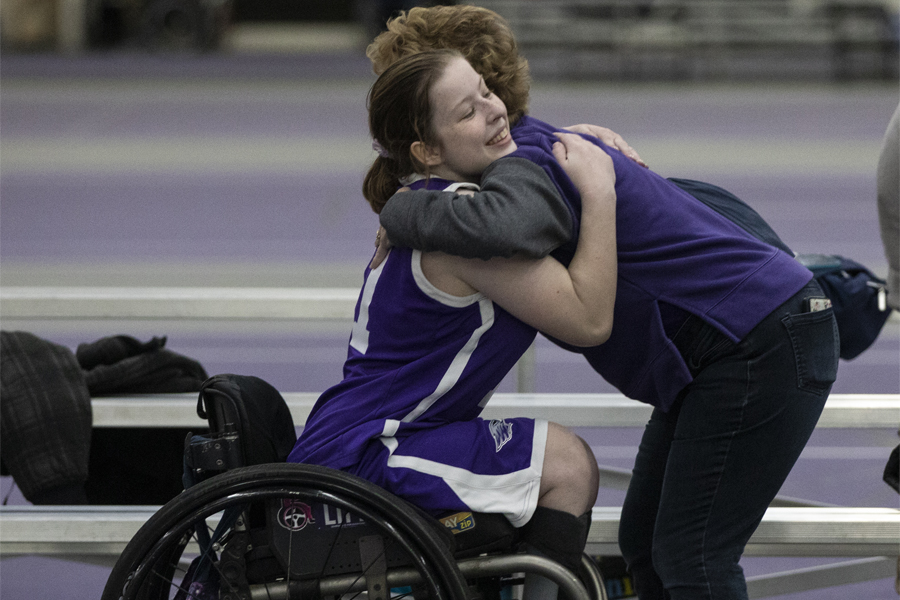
361, 49, 461, 213
363, 157, 402, 214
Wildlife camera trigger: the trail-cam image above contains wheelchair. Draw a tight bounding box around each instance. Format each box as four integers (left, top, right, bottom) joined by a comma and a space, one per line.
101, 375, 608, 600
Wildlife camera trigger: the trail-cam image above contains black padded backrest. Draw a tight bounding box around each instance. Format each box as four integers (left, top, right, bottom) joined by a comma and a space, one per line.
196, 374, 297, 467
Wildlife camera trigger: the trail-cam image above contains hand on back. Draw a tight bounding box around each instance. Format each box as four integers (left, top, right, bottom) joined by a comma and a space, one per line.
552, 132, 616, 204
562, 124, 648, 168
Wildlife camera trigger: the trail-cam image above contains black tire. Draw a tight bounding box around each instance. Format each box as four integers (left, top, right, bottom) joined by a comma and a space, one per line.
102, 463, 470, 600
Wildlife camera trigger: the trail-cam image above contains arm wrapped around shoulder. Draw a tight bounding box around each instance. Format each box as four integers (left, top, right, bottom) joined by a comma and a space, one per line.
379, 158, 573, 259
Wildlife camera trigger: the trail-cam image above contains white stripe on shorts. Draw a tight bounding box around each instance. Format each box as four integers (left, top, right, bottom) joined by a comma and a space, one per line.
381, 419, 548, 528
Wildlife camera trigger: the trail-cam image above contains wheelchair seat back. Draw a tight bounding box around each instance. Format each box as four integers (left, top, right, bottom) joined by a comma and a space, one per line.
188, 374, 297, 477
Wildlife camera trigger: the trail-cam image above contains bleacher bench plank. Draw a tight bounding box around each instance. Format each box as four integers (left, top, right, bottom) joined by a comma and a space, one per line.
4, 286, 897, 324
586, 507, 900, 556
0, 287, 359, 321
2, 505, 897, 558
89, 393, 900, 429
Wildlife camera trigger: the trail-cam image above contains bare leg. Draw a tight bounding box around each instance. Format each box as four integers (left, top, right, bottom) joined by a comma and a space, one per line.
538, 422, 599, 515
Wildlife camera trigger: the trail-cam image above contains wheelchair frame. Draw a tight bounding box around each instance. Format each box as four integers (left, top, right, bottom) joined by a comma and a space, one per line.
101, 376, 608, 600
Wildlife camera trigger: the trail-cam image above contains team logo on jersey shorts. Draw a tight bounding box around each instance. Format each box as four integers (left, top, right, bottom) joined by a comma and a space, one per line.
277, 499, 316, 531
489, 419, 513, 452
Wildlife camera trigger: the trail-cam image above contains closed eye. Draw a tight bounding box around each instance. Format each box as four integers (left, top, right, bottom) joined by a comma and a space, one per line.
478, 76, 492, 99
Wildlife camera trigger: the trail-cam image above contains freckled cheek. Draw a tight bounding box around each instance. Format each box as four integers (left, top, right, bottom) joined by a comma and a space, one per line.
450, 131, 482, 155
444, 129, 470, 151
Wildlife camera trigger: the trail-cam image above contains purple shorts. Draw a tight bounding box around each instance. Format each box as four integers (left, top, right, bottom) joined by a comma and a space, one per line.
352, 417, 547, 527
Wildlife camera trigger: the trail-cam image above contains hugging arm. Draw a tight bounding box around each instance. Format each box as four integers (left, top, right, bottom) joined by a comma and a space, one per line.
562, 123, 647, 168
379, 157, 574, 260
444, 133, 617, 346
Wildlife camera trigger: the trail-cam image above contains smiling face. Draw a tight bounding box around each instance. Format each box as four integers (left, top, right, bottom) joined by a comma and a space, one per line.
414, 56, 516, 183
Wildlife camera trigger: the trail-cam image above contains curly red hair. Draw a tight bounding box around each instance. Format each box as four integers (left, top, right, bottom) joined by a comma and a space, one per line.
366, 5, 531, 125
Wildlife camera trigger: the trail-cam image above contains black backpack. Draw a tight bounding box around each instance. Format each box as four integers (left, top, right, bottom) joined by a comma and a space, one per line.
177, 374, 298, 600
796, 254, 892, 360
185, 374, 297, 482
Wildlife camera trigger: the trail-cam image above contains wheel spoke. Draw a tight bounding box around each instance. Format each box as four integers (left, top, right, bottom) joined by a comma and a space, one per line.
102, 464, 468, 600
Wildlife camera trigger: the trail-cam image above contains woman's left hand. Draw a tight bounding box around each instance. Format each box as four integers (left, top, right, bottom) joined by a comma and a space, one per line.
552, 132, 616, 201
370, 226, 391, 269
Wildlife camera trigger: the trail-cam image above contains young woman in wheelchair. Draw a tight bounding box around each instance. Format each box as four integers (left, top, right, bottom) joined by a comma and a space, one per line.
287, 50, 617, 579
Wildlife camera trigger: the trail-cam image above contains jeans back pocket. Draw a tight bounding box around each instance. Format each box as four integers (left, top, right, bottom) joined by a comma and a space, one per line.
781, 310, 839, 394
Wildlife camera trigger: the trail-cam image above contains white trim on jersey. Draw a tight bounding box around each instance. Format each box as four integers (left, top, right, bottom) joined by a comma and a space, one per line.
408, 296, 494, 423
349, 253, 387, 354
398, 175, 481, 192
411, 250, 484, 307
442, 181, 481, 193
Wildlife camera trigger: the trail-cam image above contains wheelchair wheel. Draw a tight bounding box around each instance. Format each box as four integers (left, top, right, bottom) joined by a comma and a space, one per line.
578, 554, 609, 600
102, 463, 470, 600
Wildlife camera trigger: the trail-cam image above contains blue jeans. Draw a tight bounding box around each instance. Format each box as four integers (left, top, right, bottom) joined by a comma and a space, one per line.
618, 281, 839, 599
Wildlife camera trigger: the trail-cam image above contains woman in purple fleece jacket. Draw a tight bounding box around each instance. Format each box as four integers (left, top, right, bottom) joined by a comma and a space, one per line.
368, 6, 840, 600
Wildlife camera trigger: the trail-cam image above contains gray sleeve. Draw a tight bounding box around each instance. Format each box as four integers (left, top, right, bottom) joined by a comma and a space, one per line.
378, 157, 574, 259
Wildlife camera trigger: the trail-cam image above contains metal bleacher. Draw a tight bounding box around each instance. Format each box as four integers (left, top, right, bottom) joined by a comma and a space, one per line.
1, 389, 898, 597
474, 0, 899, 80
0, 285, 898, 598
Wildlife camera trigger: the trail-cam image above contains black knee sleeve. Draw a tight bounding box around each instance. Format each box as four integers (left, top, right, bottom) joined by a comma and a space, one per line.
519, 506, 591, 572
